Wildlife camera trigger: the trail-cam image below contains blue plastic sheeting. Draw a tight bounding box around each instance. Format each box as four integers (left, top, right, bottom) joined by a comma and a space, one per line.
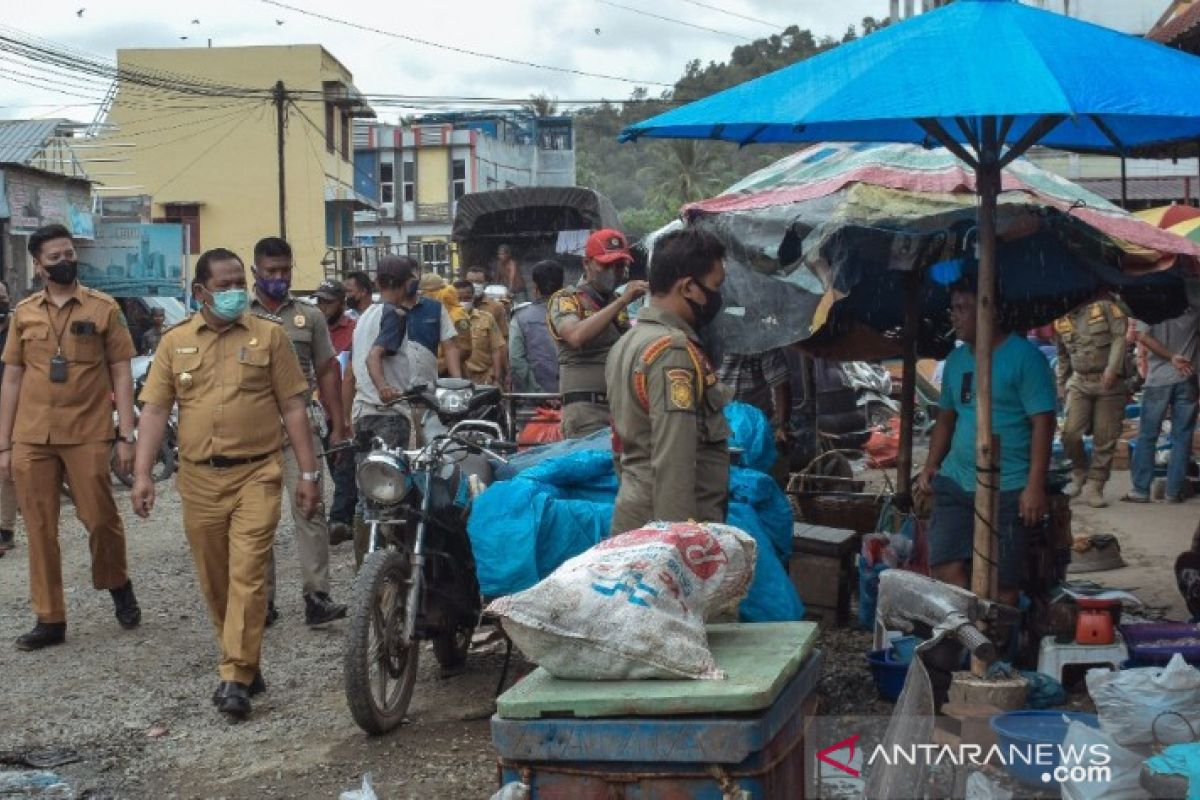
725, 402, 777, 474
621, 0, 1200, 153
469, 403, 805, 622
1147, 743, 1200, 800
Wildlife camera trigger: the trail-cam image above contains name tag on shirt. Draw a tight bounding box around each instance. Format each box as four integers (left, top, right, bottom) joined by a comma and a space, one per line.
175, 346, 199, 354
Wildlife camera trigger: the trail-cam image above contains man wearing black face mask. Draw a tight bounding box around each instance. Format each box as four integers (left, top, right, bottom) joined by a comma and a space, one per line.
0, 281, 15, 556
548, 229, 647, 438
605, 227, 731, 535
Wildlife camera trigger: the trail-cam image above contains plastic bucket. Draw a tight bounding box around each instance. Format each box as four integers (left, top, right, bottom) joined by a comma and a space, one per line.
865, 649, 908, 702
989, 710, 1100, 786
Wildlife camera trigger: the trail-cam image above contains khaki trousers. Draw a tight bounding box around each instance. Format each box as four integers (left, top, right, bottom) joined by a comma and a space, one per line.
1062, 382, 1126, 484
13, 440, 128, 624
267, 429, 330, 599
178, 456, 282, 684
1, 472, 17, 529
561, 401, 609, 439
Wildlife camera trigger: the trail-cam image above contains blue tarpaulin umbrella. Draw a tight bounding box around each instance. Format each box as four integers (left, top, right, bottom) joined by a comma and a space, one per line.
621, 0, 1200, 638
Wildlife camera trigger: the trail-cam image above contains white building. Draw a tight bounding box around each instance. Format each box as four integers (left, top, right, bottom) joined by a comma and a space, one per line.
352, 112, 575, 273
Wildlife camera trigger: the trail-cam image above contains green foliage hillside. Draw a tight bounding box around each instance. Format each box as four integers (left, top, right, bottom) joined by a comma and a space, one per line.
573, 17, 887, 239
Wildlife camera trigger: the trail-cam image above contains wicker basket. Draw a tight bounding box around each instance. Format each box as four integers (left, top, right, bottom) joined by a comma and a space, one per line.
788, 488, 889, 534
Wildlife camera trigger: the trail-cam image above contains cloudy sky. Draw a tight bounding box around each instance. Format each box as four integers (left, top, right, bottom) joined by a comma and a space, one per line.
0, 0, 889, 122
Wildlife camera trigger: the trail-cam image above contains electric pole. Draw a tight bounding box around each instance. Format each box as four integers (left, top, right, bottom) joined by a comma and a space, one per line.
273, 80, 287, 239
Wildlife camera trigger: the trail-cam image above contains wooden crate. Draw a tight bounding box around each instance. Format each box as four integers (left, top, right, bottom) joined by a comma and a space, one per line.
791, 523, 857, 627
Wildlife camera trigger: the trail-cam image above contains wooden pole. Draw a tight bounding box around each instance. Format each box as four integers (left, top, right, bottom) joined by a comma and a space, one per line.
971, 120, 1001, 676
895, 269, 921, 505
274, 80, 288, 239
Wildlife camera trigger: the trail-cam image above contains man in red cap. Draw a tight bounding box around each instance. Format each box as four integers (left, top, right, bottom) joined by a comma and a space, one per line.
547, 229, 647, 438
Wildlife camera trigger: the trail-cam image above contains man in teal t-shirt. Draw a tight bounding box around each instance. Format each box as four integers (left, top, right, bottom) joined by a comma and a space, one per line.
917, 279, 1056, 606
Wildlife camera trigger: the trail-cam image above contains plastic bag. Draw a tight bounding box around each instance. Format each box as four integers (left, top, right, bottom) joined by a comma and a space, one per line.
516, 406, 563, 449
865, 417, 901, 469
339, 773, 378, 800
490, 782, 531, 800
1060, 721, 1150, 800
1087, 654, 1200, 747
488, 522, 757, 679
965, 772, 1012, 800
725, 401, 776, 474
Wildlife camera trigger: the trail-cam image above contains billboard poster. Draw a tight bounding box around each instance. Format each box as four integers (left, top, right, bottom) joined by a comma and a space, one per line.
76, 222, 186, 298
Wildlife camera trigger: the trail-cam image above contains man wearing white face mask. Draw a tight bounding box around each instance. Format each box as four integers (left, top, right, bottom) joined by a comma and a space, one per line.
547, 229, 647, 438
132, 247, 319, 720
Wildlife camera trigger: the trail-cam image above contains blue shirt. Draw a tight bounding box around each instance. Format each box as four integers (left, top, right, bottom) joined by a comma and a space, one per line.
373, 302, 406, 355
405, 296, 444, 357
938, 334, 1056, 493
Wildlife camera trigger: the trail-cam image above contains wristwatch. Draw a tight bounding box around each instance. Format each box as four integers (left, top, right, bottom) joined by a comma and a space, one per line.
299, 471, 321, 482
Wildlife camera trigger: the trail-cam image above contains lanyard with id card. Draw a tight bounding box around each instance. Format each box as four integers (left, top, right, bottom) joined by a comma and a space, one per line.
46, 304, 76, 383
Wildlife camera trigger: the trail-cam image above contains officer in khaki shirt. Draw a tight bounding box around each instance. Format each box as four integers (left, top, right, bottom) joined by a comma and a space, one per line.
249, 237, 348, 627
133, 247, 319, 720
1053, 299, 1128, 508
606, 228, 731, 535
549, 229, 647, 439
454, 280, 507, 385
0, 223, 141, 652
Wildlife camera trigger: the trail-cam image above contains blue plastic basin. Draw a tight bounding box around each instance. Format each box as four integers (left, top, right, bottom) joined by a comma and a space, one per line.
989, 710, 1100, 787
866, 649, 908, 702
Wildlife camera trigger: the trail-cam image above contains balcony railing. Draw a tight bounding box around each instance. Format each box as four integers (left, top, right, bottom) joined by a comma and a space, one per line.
322, 244, 407, 281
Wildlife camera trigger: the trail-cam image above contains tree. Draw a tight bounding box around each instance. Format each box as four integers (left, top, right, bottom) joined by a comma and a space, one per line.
524, 93, 559, 117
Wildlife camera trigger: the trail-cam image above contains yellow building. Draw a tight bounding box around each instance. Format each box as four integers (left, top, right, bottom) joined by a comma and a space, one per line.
96, 44, 375, 289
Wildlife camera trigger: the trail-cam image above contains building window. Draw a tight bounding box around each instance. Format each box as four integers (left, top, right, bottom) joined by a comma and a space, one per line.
340, 112, 350, 161
324, 103, 336, 153
452, 159, 467, 200
402, 160, 415, 202
157, 203, 201, 255
420, 240, 448, 266
380, 162, 394, 205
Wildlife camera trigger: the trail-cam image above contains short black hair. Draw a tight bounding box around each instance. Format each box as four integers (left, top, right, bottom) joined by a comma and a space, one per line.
950, 274, 978, 298
649, 228, 726, 295
194, 247, 244, 286
345, 270, 373, 294
465, 265, 487, 278
453, 279, 475, 292
150, 307, 166, 317
253, 236, 292, 262
376, 255, 416, 289
28, 224, 73, 258
531, 260, 564, 297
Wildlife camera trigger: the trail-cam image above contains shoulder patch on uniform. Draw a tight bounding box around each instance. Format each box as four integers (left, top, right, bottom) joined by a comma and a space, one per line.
639, 334, 677, 367
252, 311, 283, 324
551, 291, 581, 315
1088, 303, 1105, 322
665, 367, 697, 412
1110, 304, 1125, 319
1053, 318, 1072, 334
455, 317, 470, 333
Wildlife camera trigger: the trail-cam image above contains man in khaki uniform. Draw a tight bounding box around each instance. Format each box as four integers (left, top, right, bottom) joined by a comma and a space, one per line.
549, 229, 647, 438
0, 224, 141, 651
249, 237, 348, 627
133, 247, 319, 720
1054, 299, 1128, 508
465, 266, 511, 342
454, 280, 506, 385
606, 228, 731, 534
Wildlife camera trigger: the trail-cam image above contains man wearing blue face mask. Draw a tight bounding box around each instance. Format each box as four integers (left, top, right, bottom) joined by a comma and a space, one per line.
249, 237, 348, 628
133, 247, 319, 720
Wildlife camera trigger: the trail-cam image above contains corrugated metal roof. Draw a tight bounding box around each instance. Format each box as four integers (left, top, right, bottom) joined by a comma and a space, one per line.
1149, 1, 1200, 45
0, 119, 66, 166
1078, 176, 1200, 203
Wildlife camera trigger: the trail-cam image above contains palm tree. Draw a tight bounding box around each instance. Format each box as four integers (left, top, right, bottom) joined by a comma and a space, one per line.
523, 93, 559, 117
639, 140, 723, 209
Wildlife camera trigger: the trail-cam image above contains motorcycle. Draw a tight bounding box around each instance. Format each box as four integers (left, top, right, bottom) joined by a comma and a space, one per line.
339, 378, 517, 735
113, 355, 177, 486
841, 361, 900, 429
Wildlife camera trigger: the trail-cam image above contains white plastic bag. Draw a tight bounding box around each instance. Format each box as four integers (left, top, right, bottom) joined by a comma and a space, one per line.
964, 772, 1012, 800
1059, 720, 1151, 800
489, 782, 530, 800
1086, 654, 1200, 747
339, 773, 377, 800
487, 522, 756, 680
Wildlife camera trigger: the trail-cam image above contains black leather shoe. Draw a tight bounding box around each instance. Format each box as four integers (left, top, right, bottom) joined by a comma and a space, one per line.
215, 681, 251, 720
213, 673, 265, 705
110, 580, 141, 630
304, 592, 347, 626
0, 529, 13, 554
15, 622, 66, 651
329, 521, 353, 546
264, 601, 279, 628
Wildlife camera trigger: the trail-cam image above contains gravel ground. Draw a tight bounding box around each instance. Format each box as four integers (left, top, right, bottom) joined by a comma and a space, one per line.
0, 477, 523, 799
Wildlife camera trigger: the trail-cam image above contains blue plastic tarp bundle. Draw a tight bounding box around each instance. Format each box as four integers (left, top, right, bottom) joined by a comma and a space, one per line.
468, 402, 805, 622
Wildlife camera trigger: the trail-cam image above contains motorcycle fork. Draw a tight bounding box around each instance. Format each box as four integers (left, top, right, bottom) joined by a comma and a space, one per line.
401, 480, 433, 645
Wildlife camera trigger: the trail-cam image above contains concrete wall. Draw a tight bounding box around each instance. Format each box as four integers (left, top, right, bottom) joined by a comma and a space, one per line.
98, 44, 364, 289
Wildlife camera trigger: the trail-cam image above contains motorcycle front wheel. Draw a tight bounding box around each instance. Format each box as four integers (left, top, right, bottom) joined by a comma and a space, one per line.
344, 549, 419, 735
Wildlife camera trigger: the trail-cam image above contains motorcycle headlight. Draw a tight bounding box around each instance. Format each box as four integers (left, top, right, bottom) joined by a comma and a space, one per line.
435, 386, 473, 414
356, 452, 411, 505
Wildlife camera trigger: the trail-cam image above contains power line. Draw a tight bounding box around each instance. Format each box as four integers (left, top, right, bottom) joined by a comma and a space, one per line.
153, 106, 260, 195
260, 0, 674, 88
673, 0, 786, 31
593, 0, 752, 40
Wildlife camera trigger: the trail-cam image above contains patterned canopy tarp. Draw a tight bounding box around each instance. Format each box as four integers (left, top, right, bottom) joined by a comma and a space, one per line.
673, 143, 1199, 361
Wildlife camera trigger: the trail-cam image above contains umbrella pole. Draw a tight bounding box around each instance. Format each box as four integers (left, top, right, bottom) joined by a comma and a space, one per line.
895, 270, 921, 506
971, 138, 1002, 638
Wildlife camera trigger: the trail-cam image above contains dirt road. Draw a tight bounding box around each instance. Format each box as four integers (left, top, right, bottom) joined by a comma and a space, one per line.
0, 481, 507, 799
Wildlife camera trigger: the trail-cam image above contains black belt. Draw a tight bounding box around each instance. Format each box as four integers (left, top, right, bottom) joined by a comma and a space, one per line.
562, 391, 607, 406
188, 453, 271, 469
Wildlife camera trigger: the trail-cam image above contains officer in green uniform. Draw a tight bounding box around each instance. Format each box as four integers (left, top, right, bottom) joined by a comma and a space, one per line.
548, 229, 647, 439
1054, 299, 1128, 508
606, 227, 730, 535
